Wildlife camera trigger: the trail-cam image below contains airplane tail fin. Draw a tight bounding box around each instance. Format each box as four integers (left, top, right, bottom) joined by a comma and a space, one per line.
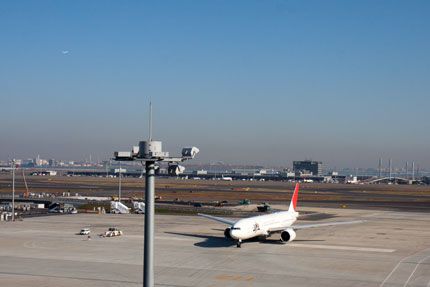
288, 183, 299, 213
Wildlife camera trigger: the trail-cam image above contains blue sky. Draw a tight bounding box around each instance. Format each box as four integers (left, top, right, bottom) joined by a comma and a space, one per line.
1, 1, 429, 169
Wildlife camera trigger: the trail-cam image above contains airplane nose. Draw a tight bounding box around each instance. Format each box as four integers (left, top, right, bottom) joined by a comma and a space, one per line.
230, 229, 239, 239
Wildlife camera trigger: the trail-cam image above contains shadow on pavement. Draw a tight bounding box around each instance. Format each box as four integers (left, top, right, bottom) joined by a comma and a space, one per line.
165, 232, 236, 248
165, 232, 325, 248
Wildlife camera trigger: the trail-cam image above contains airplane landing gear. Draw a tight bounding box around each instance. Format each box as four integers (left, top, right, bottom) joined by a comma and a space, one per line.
236, 240, 242, 248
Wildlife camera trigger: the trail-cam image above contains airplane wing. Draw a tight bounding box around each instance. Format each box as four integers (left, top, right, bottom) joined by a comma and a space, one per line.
268, 220, 364, 233
198, 213, 236, 225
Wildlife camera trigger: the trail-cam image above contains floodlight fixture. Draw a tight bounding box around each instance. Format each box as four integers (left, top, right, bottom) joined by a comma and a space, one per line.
182, 146, 200, 159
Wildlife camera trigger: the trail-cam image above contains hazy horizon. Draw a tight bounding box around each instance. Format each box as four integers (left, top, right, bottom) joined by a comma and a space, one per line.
1, 1, 429, 169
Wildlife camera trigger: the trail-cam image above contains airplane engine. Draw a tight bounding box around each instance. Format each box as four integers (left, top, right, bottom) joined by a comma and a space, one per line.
224, 228, 232, 238
280, 228, 296, 243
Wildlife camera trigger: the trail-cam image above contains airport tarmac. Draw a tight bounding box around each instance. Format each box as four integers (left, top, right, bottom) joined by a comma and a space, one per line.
0, 207, 429, 287
2, 175, 429, 212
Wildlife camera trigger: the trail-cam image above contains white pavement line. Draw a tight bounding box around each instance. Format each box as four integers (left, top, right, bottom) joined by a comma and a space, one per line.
290, 243, 395, 253
380, 247, 429, 287
379, 259, 404, 287
363, 213, 381, 218
403, 255, 430, 287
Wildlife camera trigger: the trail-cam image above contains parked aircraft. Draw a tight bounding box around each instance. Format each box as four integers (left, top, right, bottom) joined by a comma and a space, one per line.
198, 183, 363, 247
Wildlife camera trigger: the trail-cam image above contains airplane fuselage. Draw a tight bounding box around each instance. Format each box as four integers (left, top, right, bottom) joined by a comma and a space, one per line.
230, 211, 297, 240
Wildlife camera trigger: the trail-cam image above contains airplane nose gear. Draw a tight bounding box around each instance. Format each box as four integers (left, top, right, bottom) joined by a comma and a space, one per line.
236, 239, 242, 248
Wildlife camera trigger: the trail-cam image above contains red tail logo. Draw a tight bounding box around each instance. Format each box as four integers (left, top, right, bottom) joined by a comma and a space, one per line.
291, 183, 299, 211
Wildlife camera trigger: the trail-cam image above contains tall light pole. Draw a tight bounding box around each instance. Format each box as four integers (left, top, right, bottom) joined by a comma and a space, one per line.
114, 103, 199, 287
118, 161, 122, 201
389, 159, 392, 180
12, 160, 15, 222
378, 158, 382, 178
405, 161, 408, 180
144, 160, 155, 287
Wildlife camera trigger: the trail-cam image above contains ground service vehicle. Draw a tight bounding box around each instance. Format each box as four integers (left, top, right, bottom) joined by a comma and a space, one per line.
104, 227, 123, 237
79, 228, 90, 235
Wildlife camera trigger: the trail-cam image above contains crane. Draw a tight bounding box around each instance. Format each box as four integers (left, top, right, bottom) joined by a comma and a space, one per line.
22, 169, 29, 197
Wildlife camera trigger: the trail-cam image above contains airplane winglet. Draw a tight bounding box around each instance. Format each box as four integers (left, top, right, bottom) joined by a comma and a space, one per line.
288, 183, 299, 212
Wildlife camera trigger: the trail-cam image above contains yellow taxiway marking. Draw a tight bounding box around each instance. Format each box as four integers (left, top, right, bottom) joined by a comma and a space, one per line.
216, 275, 234, 280
215, 274, 256, 285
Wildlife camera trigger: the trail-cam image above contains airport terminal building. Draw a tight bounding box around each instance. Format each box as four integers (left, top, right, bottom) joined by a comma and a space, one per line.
293, 160, 323, 176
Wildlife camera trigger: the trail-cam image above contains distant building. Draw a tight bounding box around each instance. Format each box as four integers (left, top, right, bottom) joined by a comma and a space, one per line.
281, 171, 295, 178
293, 160, 323, 176
193, 169, 207, 175
111, 168, 126, 174
49, 159, 56, 167
30, 170, 57, 176
35, 155, 41, 166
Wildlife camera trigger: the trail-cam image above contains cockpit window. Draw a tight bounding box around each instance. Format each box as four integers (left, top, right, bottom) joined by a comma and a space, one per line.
231, 227, 241, 230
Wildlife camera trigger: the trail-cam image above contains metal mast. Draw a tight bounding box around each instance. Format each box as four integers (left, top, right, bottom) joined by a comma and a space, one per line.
149, 101, 152, 141
12, 161, 15, 222
144, 158, 155, 287
405, 161, 408, 180
118, 162, 122, 201
144, 102, 155, 287
113, 102, 199, 287
388, 159, 392, 180
378, 158, 382, 178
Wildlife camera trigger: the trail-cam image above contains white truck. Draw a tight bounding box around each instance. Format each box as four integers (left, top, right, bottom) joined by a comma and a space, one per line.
103, 227, 123, 237
133, 201, 145, 214
79, 228, 91, 235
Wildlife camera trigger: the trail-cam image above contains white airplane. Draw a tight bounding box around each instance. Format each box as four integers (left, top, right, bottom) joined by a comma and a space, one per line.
198, 183, 363, 247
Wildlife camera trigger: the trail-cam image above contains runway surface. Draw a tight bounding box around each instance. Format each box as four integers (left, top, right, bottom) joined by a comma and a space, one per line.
0, 207, 429, 286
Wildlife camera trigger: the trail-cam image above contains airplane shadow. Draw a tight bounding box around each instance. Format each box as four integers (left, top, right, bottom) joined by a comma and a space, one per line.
259, 239, 325, 245
165, 232, 325, 248
291, 239, 325, 242
165, 232, 236, 248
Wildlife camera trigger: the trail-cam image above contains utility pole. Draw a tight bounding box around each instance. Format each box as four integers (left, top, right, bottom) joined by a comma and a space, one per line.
113, 103, 199, 287
405, 161, 408, 180
378, 158, 382, 178
118, 161, 122, 201
389, 159, 392, 180
144, 160, 155, 287
12, 160, 15, 222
